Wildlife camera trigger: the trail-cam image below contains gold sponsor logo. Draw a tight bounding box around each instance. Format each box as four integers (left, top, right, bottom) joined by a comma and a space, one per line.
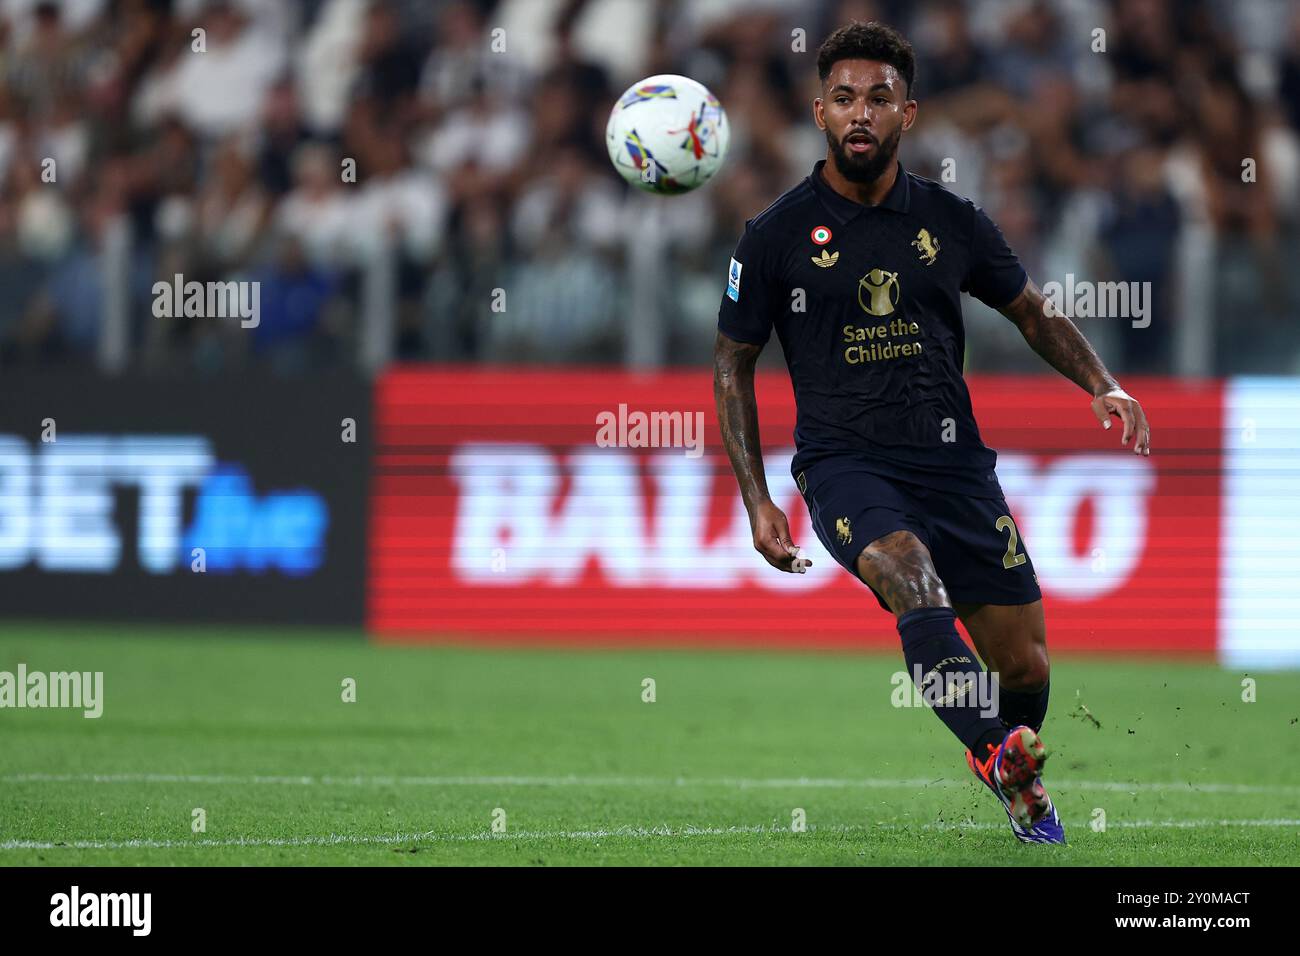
857, 269, 899, 316
810, 249, 839, 268
836, 516, 852, 546
912, 227, 940, 265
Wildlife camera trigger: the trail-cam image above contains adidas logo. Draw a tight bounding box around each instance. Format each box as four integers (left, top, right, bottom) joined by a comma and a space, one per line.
811, 249, 839, 268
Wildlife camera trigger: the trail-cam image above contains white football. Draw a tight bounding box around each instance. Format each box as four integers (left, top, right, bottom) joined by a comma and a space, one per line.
605, 74, 730, 195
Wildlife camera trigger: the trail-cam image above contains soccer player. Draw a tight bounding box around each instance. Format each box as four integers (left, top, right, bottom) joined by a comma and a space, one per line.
713, 22, 1151, 845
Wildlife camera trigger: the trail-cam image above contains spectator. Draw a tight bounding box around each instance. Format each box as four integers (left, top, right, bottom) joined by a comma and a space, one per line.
170, 0, 285, 139
275, 141, 352, 268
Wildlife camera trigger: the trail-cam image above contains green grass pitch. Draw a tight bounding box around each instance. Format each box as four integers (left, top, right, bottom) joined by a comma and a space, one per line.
1, 623, 1298, 866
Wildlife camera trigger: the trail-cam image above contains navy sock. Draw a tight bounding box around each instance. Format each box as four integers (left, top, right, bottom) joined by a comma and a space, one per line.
998, 680, 1050, 733
897, 607, 1007, 754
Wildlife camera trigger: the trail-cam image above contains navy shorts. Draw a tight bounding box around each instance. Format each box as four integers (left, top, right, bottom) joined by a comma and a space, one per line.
797, 457, 1041, 611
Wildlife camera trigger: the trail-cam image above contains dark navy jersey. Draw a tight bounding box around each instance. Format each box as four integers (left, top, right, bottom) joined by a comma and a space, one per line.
717, 159, 1028, 497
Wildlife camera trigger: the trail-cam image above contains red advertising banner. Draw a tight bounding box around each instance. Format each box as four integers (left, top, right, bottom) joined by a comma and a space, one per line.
369, 368, 1222, 653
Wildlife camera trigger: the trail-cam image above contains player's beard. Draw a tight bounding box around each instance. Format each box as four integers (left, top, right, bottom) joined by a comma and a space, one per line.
826, 124, 900, 184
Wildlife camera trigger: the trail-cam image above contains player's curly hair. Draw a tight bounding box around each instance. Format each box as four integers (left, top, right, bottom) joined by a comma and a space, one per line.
816, 21, 916, 96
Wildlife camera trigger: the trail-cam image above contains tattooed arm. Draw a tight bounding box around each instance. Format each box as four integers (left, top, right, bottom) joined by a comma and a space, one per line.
713, 331, 809, 572
998, 278, 1151, 456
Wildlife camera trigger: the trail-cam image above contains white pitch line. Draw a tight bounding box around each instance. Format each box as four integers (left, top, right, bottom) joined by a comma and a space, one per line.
4, 819, 1299, 852
4, 772, 1300, 796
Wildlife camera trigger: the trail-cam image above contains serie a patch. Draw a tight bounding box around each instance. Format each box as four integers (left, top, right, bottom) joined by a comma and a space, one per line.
727, 257, 742, 301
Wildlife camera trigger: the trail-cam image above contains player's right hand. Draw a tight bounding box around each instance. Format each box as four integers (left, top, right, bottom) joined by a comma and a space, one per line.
750, 500, 812, 573
1091, 387, 1151, 456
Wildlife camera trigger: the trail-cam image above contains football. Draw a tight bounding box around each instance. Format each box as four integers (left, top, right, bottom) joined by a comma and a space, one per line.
605, 74, 730, 195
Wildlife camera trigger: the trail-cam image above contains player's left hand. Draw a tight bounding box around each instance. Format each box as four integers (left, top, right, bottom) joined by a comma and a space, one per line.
1091, 387, 1151, 456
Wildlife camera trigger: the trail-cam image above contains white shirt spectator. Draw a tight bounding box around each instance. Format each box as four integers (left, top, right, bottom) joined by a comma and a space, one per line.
296, 0, 367, 134
170, 29, 285, 139
276, 190, 354, 267
419, 107, 530, 175
346, 171, 447, 263
2, 0, 105, 41
511, 175, 623, 253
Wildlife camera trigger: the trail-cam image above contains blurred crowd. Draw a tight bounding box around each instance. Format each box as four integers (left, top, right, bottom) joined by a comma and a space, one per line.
0, 0, 1298, 375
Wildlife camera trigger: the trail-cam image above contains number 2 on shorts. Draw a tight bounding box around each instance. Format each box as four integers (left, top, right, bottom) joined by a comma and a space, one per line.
995, 515, 1027, 569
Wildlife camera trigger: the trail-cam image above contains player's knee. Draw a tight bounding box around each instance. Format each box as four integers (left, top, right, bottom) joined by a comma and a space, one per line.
857, 533, 949, 614
867, 564, 950, 615
894, 571, 949, 614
